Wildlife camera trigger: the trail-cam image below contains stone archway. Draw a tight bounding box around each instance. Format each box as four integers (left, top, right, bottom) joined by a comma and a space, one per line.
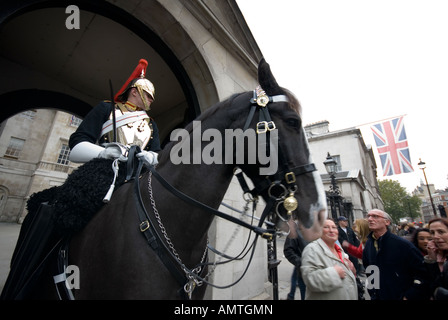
0, 0, 219, 142
0, 89, 92, 120
0, 0, 268, 299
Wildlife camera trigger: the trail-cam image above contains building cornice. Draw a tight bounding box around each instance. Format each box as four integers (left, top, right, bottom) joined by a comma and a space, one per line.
180, 0, 261, 75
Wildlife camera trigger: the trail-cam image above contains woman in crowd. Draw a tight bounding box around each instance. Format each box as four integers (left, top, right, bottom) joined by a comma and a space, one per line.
300, 219, 358, 300
342, 218, 369, 259
411, 228, 432, 256
425, 218, 448, 300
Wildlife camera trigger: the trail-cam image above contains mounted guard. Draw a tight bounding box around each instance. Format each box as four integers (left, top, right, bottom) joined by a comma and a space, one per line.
69, 58, 160, 166
1, 59, 160, 300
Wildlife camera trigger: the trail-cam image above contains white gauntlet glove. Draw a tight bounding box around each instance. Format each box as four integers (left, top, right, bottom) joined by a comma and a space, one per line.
69, 142, 129, 163
69, 141, 104, 163
98, 143, 128, 162
136, 150, 158, 167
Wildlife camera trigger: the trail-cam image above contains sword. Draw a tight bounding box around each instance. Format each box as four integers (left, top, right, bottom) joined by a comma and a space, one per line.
103, 79, 118, 203
109, 79, 117, 142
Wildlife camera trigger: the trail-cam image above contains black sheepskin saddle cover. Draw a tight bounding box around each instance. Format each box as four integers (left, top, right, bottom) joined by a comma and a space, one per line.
26, 158, 128, 235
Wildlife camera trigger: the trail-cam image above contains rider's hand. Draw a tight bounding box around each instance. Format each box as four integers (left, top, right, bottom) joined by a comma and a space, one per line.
136, 150, 158, 167
98, 144, 128, 162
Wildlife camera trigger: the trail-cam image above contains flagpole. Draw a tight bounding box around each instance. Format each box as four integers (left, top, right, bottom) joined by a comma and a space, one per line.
354, 114, 407, 128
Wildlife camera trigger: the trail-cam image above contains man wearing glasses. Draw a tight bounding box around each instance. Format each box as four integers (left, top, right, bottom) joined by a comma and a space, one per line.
363, 209, 428, 299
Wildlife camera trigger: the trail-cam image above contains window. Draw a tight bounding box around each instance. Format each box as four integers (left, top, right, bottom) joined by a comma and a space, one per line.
69, 115, 82, 127
5, 137, 25, 158
0, 188, 6, 216
20, 110, 37, 120
57, 144, 71, 165
332, 155, 342, 172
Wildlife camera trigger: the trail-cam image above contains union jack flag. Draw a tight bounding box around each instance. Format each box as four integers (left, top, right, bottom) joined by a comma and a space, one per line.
371, 116, 414, 176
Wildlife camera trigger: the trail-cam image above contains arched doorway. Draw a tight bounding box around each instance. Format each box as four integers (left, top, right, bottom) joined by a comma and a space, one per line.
0, 0, 219, 142
0, 0, 219, 221
0, 1, 269, 300
0, 89, 92, 120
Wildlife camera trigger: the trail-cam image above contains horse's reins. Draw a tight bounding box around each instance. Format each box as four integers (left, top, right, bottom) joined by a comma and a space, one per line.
134, 86, 317, 299
133, 160, 273, 299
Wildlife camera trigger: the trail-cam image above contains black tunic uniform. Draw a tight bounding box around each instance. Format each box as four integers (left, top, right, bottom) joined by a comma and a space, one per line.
69, 101, 161, 152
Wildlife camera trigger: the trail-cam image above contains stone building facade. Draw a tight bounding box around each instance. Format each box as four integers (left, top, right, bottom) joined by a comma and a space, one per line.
0, 110, 81, 223
413, 182, 447, 222
0, 0, 272, 300
305, 121, 384, 220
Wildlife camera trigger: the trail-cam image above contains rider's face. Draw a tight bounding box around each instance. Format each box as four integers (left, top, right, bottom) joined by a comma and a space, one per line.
141, 91, 154, 110
130, 88, 153, 111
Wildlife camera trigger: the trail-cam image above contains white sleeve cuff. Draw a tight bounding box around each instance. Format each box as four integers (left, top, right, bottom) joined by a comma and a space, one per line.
69, 141, 104, 163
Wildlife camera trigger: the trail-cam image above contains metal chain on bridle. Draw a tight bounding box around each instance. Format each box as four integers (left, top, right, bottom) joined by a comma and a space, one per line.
147, 171, 207, 296
147, 169, 261, 297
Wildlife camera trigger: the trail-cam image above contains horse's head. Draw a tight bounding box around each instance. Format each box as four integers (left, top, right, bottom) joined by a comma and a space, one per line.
234, 59, 327, 241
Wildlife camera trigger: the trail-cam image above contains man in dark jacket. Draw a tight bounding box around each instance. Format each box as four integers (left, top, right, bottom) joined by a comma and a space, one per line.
283, 227, 308, 300
363, 209, 427, 300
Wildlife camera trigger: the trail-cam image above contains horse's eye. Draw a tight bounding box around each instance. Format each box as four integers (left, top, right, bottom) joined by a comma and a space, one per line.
286, 118, 300, 128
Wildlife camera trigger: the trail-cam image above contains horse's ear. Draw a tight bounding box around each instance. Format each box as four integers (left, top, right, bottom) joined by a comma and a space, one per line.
258, 58, 282, 95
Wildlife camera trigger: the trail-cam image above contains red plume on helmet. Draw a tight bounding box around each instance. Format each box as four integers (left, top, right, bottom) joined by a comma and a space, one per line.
114, 59, 149, 102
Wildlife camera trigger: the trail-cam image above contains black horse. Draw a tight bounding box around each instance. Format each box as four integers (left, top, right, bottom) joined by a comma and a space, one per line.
5, 59, 327, 299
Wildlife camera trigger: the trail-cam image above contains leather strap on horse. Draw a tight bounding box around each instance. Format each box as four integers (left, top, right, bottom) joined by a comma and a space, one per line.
126, 145, 141, 181
243, 89, 317, 197
147, 165, 276, 239
133, 160, 190, 299
133, 159, 278, 297
248, 163, 317, 198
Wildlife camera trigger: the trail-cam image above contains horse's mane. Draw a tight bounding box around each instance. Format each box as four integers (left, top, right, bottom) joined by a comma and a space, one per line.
157, 87, 301, 164
281, 87, 302, 116
158, 93, 241, 164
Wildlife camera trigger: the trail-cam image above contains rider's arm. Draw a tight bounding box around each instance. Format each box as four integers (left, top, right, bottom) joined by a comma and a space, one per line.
147, 118, 161, 152
68, 102, 111, 163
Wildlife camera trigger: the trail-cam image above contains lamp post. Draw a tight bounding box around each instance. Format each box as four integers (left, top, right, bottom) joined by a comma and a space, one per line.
324, 152, 342, 220
405, 195, 412, 219
417, 158, 437, 217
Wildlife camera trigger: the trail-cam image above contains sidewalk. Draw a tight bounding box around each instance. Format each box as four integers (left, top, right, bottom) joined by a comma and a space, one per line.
1, 223, 364, 300
275, 236, 301, 300
0, 222, 21, 293
0, 221, 295, 300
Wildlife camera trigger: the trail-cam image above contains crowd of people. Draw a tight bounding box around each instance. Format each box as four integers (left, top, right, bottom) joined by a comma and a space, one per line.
284, 209, 448, 300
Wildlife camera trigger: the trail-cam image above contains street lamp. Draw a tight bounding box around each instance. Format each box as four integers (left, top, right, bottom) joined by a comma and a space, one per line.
324, 152, 337, 176
418, 158, 437, 217
324, 152, 341, 220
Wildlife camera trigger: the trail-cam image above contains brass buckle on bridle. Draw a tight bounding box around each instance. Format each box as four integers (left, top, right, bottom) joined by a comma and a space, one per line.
256, 121, 276, 134
285, 172, 296, 184
140, 220, 150, 232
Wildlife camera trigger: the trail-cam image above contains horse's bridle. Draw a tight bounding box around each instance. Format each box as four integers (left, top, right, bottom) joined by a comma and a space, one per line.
133, 85, 317, 299
239, 86, 317, 218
